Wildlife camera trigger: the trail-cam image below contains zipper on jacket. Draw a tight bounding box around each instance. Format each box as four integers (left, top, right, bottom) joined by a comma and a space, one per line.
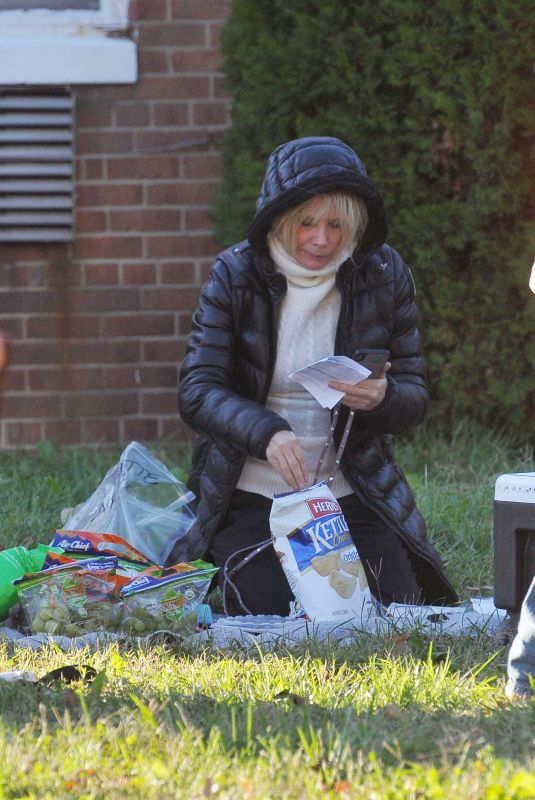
205, 266, 287, 546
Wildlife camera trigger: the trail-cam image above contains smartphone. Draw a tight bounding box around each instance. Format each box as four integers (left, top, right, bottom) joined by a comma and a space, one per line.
352, 348, 390, 378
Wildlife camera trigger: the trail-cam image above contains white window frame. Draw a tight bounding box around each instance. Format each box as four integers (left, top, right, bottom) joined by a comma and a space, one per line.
0, 0, 137, 84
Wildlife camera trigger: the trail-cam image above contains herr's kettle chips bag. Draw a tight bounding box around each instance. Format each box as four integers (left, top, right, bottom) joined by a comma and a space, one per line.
270, 481, 373, 621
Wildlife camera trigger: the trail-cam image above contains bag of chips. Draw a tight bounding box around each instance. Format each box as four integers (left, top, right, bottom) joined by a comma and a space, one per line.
270, 481, 375, 621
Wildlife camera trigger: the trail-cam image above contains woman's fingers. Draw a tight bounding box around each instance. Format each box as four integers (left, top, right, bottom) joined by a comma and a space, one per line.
329, 370, 389, 411
266, 430, 308, 490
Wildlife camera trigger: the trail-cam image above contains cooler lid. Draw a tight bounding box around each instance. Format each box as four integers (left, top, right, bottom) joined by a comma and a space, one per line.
495, 472, 535, 504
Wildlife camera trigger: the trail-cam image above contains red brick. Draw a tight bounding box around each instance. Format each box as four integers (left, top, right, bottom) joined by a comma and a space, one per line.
192, 102, 228, 126
0, 290, 61, 315
171, 49, 223, 73
77, 130, 133, 156
64, 367, 104, 391
152, 103, 190, 127
182, 153, 222, 179
69, 288, 140, 314
136, 76, 210, 101
171, 0, 228, 20
179, 314, 195, 335
121, 262, 157, 284
200, 260, 215, 282
0, 243, 67, 263
105, 365, 177, 389
25, 316, 64, 339
139, 23, 206, 48
74, 236, 143, 260
5, 421, 44, 446
77, 183, 143, 207
76, 103, 114, 129
76, 210, 108, 234
160, 418, 195, 442
10, 340, 64, 365
122, 418, 159, 441
63, 391, 139, 418
139, 366, 178, 387
44, 419, 83, 444
103, 366, 139, 389
146, 181, 215, 206
27, 315, 99, 339
0, 317, 23, 337
66, 340, 141, 364
3, 367, 25, 391
147, 234, 215, 258
108, 156, 180, 180
142, 339, 184, 362
213, 75, 231, 99
82, 419, 120, 443
101, 313, 175, 338
208, 22, 225, 48
79, 158, 105, 180
115, 103, 152, 127
138, 50, 170, 76
135, 128, 208, 152
0, 264, 44, 289
68, 264, 84, 288
28, 368, 67, 392
0, 394, 61, 418
141, 390, 177, 414
29, 367, 103, 392
159, 262, 196, 284
185, 208, 213, 231
141, 286, 200, 311
129, 0, 168, 20
84, 263, 119, 286
110, 208, 183, 233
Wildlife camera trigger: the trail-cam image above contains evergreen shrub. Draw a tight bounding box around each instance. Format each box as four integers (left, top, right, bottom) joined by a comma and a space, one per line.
213, 0, 535, 440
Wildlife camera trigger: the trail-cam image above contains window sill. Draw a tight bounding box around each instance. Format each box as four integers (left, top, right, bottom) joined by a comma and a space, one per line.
0, 34, 137, 84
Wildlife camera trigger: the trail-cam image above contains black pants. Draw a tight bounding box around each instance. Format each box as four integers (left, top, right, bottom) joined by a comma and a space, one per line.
207, 489, 422, 616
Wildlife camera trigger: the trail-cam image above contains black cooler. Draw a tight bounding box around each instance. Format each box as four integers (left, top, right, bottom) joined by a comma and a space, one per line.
493, 472, 535, 613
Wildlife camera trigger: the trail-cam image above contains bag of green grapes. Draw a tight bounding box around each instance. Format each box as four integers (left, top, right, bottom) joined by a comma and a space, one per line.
119, 560, 218, 637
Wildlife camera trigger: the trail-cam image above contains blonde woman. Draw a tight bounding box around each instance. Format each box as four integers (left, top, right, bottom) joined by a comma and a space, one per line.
178, 136, 457, 615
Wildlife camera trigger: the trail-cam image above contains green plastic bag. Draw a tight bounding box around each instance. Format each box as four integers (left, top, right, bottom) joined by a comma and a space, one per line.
0, 544, 56, 620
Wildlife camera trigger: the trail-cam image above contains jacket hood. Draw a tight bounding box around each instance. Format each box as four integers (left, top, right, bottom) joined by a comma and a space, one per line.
247, 136, 388, 256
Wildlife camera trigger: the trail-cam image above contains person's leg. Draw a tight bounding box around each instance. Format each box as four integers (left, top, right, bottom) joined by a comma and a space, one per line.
339, 494, 422, 606
207, 489, 294, 616
506, 576, 535, 697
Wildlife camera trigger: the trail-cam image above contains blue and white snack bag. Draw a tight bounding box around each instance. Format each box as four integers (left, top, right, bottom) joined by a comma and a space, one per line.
270, 481, 373, 621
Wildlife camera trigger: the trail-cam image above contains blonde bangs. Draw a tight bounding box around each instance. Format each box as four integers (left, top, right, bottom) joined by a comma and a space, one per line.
272, 192, 369, 259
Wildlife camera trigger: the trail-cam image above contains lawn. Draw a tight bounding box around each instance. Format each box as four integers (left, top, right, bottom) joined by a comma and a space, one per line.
0, 421, 533, 799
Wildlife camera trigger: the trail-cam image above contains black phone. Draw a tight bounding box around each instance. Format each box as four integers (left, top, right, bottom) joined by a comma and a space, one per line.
352, 348, 390, 378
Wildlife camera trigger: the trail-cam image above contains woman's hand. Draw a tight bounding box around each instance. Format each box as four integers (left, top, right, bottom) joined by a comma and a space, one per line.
266, 430, 308, 491
329, 362, 391, 412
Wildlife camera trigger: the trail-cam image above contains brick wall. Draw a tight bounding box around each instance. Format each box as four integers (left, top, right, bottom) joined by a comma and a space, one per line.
0, 0, 231, 449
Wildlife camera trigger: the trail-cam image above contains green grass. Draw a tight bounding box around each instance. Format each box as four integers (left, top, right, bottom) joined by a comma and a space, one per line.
0, 421, 533, 799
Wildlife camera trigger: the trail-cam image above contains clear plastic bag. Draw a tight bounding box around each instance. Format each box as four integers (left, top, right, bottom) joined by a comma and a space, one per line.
62, 442, 196, 567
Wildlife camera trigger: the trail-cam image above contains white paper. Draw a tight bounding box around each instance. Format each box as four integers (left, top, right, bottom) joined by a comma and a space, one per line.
289, 355, 371, 408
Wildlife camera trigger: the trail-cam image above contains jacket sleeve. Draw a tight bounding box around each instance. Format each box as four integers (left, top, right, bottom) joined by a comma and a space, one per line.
352, 247, 429, 435
178, 260, 291, 459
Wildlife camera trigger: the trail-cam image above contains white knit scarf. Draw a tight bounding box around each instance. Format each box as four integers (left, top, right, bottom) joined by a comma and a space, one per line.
236, 235, 354, 499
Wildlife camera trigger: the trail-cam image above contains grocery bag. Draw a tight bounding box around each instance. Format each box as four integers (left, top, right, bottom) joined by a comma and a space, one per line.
62, 442, 196, 567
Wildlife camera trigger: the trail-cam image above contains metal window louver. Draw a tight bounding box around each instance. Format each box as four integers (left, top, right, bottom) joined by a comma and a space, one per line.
0, 89, 74, 242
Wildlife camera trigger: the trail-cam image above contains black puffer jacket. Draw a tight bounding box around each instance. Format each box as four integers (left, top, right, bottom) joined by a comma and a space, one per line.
178, 136, 457, 605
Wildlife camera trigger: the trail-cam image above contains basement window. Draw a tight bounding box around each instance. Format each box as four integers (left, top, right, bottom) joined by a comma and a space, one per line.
0, 88, 74, 242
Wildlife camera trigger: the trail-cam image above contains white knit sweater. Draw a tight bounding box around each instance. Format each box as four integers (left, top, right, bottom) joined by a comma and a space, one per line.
236, 236, 353, 499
